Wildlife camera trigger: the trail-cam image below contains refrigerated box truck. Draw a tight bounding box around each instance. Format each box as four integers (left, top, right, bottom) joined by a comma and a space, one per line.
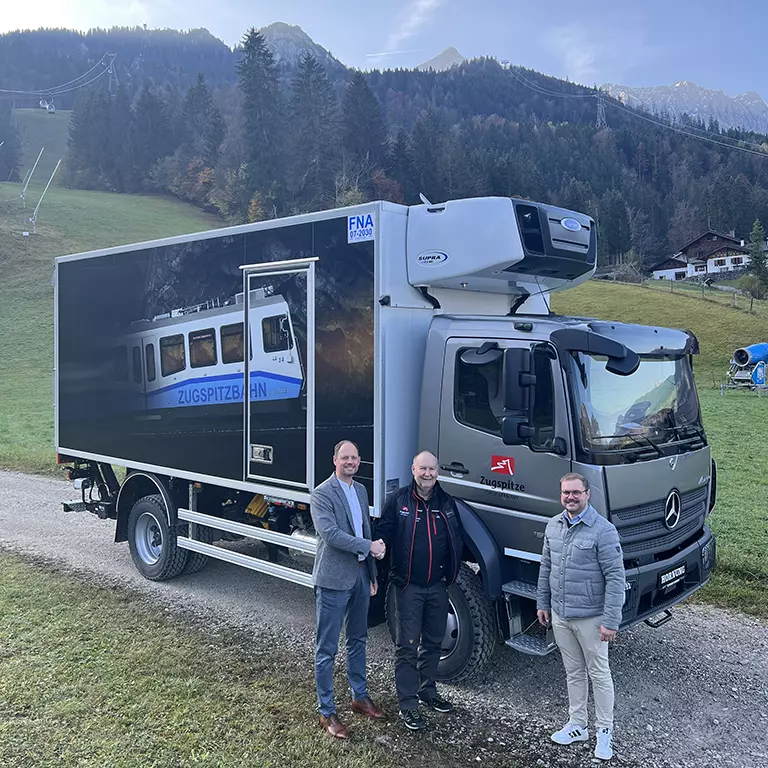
55, 196, 716, 680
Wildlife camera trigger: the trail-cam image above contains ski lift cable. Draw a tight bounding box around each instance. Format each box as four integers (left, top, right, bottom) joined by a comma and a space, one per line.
509, 67, 768, 151
42, 53, 112, 92
605, 99, 768, 158
0, 60, 116, 100
508, 67, 768, 158
0, 53, 115, 96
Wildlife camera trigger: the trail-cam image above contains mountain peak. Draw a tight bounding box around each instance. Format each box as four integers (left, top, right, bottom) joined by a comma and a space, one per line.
417, 47, 467, 72
603, 80, 768, 133
259, 22, 313, 42
258, 21, 342, 71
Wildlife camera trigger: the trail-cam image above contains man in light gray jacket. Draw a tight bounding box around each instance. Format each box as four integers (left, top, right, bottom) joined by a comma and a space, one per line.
310, 439, 387, 739
537, 472, 625, 762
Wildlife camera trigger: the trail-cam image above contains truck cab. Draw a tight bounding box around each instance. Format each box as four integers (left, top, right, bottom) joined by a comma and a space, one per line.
397, 197, 716, 670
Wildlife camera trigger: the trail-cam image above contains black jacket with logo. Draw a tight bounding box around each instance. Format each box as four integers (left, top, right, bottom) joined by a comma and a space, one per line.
375, 480, 463, 588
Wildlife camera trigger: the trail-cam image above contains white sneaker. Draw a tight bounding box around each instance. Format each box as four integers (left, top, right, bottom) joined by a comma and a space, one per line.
550, 722, 589, 745
594, 727, 614, 760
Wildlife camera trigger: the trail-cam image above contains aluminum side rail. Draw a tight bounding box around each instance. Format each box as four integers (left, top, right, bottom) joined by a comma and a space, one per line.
177, 508, 315, 588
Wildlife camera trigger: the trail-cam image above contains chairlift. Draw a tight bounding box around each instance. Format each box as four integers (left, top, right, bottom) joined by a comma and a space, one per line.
39, 98, 49, 109
46, 103, 56, 114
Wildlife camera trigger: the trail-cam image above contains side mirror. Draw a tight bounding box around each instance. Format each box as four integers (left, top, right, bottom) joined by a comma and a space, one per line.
501, 348, 536, 445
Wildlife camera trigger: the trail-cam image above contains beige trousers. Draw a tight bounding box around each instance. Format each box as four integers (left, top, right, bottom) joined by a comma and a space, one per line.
551, 611, 614, 730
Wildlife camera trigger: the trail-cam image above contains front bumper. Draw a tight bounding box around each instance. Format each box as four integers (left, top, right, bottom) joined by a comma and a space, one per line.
620, 524, 716, 628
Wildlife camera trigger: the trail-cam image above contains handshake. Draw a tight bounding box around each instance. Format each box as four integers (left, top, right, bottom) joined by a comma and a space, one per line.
370, 539, 386, 560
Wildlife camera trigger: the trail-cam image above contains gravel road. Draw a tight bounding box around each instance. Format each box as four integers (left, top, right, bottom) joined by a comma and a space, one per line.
1, 469, 766, 768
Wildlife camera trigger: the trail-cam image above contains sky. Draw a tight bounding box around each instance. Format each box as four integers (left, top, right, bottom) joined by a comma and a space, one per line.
1, 0, 765, 98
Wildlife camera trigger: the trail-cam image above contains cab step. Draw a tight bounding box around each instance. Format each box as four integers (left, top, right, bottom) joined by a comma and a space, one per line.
502, 579, 538, 599
502, 580, 557, 656
62, 500, 88, 513
505, 631, 557, 656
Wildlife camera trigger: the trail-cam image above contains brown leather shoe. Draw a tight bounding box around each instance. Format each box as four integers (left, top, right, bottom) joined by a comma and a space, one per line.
351, 696, 385, 719
319, 713, 349, 739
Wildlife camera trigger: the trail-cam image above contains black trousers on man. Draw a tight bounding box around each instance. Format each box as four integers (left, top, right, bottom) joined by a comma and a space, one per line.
394, 582, 449, 710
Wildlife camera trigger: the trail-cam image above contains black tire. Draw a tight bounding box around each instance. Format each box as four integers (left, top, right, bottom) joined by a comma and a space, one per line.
385, 564, 498, 683
127, 494, 188, 581
181, 523, 214, 575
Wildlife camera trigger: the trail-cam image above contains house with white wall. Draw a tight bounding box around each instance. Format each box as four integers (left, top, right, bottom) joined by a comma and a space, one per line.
651, 230, 752, 281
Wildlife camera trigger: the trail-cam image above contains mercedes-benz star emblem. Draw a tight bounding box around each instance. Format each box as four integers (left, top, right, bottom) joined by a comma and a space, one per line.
664, 490, 682, 530
668, 455, 678, 470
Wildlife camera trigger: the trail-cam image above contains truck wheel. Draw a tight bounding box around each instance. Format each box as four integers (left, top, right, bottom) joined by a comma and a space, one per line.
127, 494, 188, 581
385, 564, 498, 683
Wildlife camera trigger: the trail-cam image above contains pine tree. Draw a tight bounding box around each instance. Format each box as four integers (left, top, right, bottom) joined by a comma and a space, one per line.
0, 103, 22, 182
66, 91, 98, 186
204, 106, 226, 166
287, 53, 340, 208
128, 83, 172, 190
182, 73, 215, 144
388, 131, 414, 202
236, 28, 283, 202
109, 85, 133, 192
598, 189, 631, 265
342, 71, 387, 167
410, 108, 446, 202
748, 218, 767, 281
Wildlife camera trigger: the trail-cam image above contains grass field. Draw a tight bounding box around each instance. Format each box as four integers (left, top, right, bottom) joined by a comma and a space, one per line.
632, 277, 768, 318
14, 107, 72, 187
0, 555, 399, 767
0, 552, 544, 768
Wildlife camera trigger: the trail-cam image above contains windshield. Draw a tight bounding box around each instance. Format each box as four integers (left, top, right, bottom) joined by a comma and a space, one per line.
568, 352, 705, 458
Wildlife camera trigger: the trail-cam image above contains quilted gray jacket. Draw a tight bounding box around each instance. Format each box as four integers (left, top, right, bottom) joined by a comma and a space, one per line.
536, 504, 626, 630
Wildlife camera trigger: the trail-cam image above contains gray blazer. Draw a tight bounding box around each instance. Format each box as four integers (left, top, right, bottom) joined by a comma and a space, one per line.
310, 474, 377, 590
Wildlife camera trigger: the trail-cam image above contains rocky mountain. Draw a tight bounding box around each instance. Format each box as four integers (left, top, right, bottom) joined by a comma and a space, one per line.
258, 22, 346, 75
417, 46, 467, 72
602, 80, 768, 134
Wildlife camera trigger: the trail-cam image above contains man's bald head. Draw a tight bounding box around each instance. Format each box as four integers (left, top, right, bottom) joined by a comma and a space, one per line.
412, 450, 438, 498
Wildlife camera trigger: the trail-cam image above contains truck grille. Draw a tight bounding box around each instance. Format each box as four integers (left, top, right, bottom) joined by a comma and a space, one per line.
611, 487, 708, 558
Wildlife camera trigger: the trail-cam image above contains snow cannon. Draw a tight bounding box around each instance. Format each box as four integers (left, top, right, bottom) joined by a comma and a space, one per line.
733, 343, 768, 367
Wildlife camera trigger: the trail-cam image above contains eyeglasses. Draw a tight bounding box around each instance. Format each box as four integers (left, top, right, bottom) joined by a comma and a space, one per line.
561, 490, 586, 497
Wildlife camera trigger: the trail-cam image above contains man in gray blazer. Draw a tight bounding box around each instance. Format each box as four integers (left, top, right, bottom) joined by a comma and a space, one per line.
311, 439, 387, 739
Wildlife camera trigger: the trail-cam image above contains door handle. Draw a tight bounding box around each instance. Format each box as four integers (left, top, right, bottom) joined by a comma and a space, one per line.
440, 462, 469, 475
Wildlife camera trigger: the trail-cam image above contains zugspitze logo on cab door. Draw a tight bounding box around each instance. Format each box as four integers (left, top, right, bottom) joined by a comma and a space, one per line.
491, 456, 515, 475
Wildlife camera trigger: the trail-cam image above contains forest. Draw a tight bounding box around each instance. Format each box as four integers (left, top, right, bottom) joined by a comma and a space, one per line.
3, 25, 768, 267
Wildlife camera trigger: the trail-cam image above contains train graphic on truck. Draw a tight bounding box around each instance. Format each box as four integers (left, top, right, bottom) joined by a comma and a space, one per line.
108, 289, 304, 412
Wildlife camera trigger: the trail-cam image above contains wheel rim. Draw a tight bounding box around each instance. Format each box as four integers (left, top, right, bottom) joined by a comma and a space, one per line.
135, 511, 163, 565
441, 598, 461, 661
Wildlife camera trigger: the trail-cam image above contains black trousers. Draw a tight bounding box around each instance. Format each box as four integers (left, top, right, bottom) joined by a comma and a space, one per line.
394, 581, 449, 710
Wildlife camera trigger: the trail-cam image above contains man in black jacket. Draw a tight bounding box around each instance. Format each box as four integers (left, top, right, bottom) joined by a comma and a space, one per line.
375, 450, 463, 731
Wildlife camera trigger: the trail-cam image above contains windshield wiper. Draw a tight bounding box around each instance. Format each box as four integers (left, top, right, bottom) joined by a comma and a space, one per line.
590, 432, 663, 458
666, 423, 706, 446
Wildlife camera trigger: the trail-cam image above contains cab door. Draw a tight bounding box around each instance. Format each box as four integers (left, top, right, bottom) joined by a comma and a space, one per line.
436, 337, 572, 555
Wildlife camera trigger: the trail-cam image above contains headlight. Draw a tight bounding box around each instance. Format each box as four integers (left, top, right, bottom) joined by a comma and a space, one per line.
701, 538, 715, 571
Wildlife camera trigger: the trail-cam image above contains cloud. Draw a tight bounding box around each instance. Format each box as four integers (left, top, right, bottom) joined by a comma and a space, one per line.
385, 0, 444, 51
545, 24, 598, 84
365, 47, 430, 60
544, 15, 656, 86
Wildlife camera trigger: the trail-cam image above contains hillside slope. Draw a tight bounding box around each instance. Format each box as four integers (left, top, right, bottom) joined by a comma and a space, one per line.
0, 182, 223, 472
552, 281, 766, 385
13, 108, 71, 186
